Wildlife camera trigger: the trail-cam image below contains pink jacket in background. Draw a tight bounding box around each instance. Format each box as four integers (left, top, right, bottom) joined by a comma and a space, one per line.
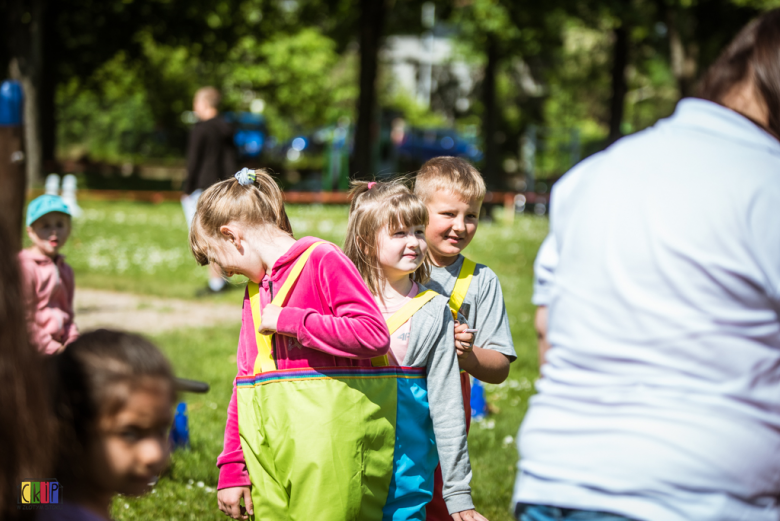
217, 236, 391, 489
18, 249, 79, 354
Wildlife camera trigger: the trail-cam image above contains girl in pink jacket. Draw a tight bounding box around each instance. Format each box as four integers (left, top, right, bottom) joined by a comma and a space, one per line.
19, 194, 78, 354
188, 168, 390, 519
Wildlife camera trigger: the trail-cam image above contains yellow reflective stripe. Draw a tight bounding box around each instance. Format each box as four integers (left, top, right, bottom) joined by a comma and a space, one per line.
448, 257, 475, 319
371, 355, 389, 367
248, 281, 276, 374
251, 241, 327, 374
371, 289, 438, 367
270, 241, 327, 306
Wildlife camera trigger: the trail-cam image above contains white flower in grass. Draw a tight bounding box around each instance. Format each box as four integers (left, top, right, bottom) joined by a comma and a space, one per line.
318, 219, 334, 233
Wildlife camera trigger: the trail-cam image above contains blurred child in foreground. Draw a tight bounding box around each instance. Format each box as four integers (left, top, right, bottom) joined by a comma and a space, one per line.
0, 222, 54, 520
40, 330, 176, 521
19, 195, 78, 354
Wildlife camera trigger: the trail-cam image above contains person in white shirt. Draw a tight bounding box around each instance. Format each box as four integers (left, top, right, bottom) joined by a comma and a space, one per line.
532, 235, 557, 369
514, 10, 780, 521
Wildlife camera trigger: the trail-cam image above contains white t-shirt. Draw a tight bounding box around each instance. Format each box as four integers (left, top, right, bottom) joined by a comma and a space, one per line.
514, 99, 780, 521
376, 282, 418, 365
532, 235, 557, 307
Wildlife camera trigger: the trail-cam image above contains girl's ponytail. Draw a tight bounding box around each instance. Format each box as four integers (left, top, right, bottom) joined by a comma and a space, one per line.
189, 168, 292, 266
251, 169, 293, 235
347, 180, 374, 215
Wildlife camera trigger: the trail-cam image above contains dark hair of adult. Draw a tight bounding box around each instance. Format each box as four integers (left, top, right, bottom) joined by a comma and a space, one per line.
51, 330, 176, 492
0, 224, 54, 520
698, 8, 780, 137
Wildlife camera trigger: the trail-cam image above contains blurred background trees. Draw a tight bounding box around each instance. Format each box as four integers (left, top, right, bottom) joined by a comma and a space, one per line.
1, 0, 776, 190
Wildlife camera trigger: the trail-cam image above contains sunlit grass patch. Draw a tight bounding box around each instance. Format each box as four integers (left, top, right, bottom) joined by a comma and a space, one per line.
52, 201, 351, 300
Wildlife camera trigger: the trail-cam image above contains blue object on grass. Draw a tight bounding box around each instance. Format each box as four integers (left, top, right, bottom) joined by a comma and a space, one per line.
470, 378, 487, 420
0, 80, 23, 126
170, 402, 190, 449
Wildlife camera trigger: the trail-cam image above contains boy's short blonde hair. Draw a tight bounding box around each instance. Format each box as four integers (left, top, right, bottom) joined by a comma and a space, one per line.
414, 156, 487, 204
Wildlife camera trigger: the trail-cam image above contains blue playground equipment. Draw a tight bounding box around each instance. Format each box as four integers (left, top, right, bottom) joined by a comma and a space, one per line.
396, 127, 482, 165
224, 112, 266, 159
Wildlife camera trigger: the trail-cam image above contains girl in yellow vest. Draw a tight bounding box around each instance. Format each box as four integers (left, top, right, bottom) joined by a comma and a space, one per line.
345, 180, 488, 521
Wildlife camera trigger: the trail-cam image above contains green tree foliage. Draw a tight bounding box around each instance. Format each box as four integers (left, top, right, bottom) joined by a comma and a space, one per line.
54, 1, 359, 160
224, 28, 357, 141
7, 0, 776, 181
57, 53, 155, 161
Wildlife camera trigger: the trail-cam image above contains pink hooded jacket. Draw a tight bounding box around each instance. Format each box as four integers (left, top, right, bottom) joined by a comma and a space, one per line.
18, 249, 79, 354
217, 236, 391, 489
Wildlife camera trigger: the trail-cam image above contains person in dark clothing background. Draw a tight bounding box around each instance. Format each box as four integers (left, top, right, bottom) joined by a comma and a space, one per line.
181, 86, 237, 295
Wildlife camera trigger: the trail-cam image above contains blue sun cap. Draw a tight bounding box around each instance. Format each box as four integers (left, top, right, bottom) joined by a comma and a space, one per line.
26, 194, 71, 227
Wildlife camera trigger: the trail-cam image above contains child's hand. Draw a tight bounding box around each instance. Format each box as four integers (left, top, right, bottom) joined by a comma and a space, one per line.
454, 321, 475, 361
259, 303, 283, 334
451, 509, 489, 521
217, 486, 253, 519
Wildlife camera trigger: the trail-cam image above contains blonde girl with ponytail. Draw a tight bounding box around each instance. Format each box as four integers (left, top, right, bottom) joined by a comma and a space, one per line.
189, 168, 390, 519
344, 179, 488, 521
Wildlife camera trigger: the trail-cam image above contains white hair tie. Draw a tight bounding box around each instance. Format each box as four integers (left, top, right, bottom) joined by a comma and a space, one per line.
234, 168, 257, 186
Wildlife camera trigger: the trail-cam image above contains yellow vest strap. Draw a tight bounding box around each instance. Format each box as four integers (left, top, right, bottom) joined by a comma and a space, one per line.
250, 241, 326, 374
371, 289, 438, 367
448, 257, 476, 319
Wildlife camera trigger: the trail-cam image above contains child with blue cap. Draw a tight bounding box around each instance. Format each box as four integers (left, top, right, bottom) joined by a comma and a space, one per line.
18, 194, 79, 354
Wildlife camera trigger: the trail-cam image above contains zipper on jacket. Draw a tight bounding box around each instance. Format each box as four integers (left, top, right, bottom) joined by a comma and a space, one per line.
268, 280, 278, 369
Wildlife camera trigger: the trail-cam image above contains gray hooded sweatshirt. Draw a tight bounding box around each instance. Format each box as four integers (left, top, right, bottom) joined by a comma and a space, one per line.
401, 285, 474, 514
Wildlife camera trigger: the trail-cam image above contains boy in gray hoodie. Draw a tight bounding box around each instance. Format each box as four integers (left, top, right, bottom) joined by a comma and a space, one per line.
415, 156, 517, 521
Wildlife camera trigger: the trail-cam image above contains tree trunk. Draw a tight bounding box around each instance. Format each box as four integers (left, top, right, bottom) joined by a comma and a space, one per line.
353, 0, 386, 180
41, 5, 57, 169
7, 0, 45, 187
608, 25, 628, 144
0, 127, 27, 250
41, 74, 56, 170
482, 36, 499, 189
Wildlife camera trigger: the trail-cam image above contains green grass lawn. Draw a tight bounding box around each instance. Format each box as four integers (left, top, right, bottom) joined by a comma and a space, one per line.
52, 201, 364, 300
55, 200, 547, 520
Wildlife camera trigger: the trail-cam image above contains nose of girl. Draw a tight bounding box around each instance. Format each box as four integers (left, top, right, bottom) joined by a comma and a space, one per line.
138, 437, 168, 472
